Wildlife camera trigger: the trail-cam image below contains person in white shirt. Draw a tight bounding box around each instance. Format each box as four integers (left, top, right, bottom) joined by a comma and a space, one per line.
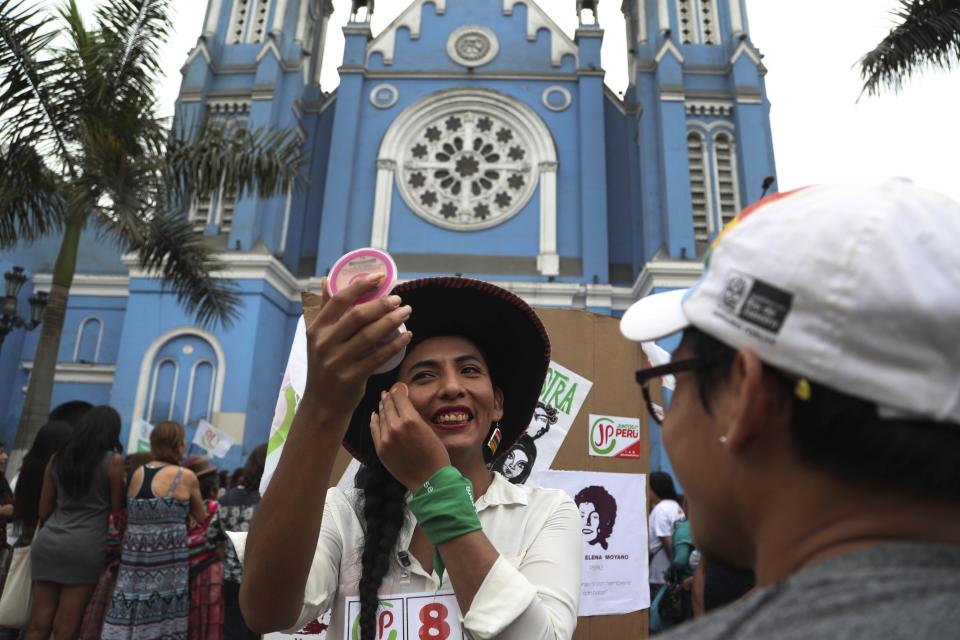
648, 471, 685, 597
235, 276, 581, 640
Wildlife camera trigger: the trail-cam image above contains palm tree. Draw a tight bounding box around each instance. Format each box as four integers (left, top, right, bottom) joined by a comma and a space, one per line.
859, 0, 960, 96
0, 0, 302, 453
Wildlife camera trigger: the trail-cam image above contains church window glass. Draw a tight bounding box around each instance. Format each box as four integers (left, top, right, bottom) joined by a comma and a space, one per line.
398, 109, 537, 230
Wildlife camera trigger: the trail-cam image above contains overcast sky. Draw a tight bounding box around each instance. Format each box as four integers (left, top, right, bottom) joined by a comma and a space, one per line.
117, 0, 960, 202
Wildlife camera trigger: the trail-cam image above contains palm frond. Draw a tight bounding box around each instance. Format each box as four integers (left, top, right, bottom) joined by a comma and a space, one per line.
0, 0, 76, 170
121, 211, 241, 328
94, 0, 170, 107
163, 120, 303, 213
0, 141, 67, 246
860, 0, 960, 96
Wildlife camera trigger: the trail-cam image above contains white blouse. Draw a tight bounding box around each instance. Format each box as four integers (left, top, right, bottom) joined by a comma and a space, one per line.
229, 472, 581, 639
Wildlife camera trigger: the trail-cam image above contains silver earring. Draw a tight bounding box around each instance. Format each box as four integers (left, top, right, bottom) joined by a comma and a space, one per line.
719, 435, 728, 444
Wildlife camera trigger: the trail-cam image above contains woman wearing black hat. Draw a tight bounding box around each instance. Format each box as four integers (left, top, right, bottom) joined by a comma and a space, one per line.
237, 275, 581, 639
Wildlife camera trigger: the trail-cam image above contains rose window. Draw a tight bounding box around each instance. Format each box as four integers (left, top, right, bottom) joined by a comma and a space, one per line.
398, 110, 536, 230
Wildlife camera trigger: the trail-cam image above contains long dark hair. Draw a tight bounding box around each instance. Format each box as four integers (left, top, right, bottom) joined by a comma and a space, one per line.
53, 406, 121, 499
355, 457, 407, 640
241, 444, 267, 492
649, 471, 681, 503
13, 421, 73, 533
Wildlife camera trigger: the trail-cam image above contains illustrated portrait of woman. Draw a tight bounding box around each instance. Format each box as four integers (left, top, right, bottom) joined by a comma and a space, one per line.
492, 401, 558, 485
574, 485, 618, 550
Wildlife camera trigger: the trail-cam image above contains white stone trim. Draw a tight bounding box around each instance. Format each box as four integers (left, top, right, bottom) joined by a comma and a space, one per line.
279, 189, 292, 255
183, 359, 216, 425
730, 40, 764, 70
272, 0, 288, 35
130, 327, 226, 451
685, 99, 734, 117
541, 86, 572, 112
32, 274, 129, 297
366, 0, 447, 65
20, 362, 116, 385
658, 0, 670, 32
632, 259, 704, 299
537, 161, 559, 276
203, 0, 223, 35
503, 0, 579, 67
729, 0, 745, 38
147, 358, 179, 423
369, 83, 399, 109
446, 25, 500, 68
371, 159, 396, 250
123, 252, 303, 302
73, 316, 104, 364
655, 39, 685, 64
374, 88, 559, 274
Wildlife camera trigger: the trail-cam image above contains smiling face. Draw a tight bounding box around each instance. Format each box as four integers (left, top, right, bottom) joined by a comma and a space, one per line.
398, 336, 504, 464
501, 448, 529, 479
579, 501, 600, 542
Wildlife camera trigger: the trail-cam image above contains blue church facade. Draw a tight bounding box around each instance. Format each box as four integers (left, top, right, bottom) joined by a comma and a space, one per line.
1, 0, 776, 471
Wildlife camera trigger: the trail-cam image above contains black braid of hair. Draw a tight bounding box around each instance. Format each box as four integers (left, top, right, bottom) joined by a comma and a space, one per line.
355, 456, 408, 640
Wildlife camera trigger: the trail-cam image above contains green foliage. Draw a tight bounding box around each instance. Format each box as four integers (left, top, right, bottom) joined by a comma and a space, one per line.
0, 0, 302, 327
860, 0, 960, 96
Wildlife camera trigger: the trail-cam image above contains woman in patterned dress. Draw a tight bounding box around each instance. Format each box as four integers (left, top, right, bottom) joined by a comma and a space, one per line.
102, 421, 206, 639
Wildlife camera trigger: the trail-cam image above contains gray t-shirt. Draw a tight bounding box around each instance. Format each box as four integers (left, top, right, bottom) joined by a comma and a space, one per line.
660, 543, 960, 639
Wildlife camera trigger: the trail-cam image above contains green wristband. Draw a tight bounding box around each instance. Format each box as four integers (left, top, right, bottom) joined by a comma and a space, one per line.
409, 467, 482, 546
409, 467, 482, 584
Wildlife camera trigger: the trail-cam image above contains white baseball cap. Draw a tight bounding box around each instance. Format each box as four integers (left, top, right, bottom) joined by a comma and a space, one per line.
620, 179, 960, 424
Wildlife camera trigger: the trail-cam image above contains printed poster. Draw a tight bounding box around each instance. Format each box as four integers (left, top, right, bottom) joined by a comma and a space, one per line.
588, 415, 642, 459
343, 591, 461, 640
192, 419, 235, 458
491, 361, 593, 485
134, 419, 154, 453
262, 316, 309, 495
535, 470, 649, 616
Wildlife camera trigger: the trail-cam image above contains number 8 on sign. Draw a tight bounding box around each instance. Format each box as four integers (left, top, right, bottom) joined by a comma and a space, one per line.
418, 603, 450, 640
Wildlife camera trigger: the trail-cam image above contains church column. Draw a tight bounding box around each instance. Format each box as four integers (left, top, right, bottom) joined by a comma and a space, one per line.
538, 162, 559, 276
316, 23, 371, 274
370, 159, 395, 250
202, 0, 224, 37
657, 0, 670, 34
729, 0, 745, 38
576, 26, 610, 285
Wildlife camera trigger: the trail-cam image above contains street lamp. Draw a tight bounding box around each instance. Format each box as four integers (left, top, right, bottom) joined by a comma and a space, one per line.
0, 266, 47, 349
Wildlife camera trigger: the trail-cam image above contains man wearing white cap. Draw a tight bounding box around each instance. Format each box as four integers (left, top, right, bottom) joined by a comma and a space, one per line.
621, 180, 960, 638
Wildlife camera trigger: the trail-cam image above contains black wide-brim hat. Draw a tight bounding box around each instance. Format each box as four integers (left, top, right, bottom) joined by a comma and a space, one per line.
344, 277, 551, 465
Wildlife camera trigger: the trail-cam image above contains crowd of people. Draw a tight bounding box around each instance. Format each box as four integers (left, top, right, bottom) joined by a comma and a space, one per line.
0, 407, 267, 640
0, 179, 958, 640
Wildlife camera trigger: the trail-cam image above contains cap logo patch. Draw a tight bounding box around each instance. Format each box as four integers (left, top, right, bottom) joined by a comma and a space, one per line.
717, 270, 794, 338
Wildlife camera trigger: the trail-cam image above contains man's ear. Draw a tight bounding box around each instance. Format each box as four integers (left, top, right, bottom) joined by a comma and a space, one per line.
723, 349, 784, 451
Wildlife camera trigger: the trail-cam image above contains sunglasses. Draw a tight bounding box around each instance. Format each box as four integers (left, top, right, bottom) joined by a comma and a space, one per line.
634, 353, 724, 426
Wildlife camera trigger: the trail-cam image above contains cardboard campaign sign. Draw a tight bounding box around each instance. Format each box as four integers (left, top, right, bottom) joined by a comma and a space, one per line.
588, 414, 642, 459
343, 592, 462, 640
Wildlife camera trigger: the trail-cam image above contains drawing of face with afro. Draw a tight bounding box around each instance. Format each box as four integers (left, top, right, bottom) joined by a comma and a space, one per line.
574, 485, 618, 550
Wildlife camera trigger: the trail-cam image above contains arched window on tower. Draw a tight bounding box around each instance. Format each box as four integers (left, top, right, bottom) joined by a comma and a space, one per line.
687, 132, 712, 253
676, 0, 720, 45
188, 104, 247, 234
227, 0, 270, 44
73, 317, 103, 364
687, 126, 740, 256
713, 131, 741, 227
